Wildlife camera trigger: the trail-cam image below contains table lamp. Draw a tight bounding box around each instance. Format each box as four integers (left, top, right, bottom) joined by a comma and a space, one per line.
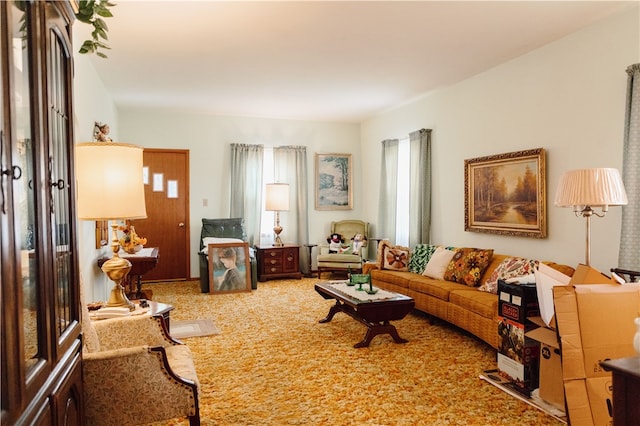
265, 183, 290, 247
76, 142, 147, 310
554, 168, 627, 266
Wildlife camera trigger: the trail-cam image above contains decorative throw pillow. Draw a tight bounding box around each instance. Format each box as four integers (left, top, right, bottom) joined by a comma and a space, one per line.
382, 244, 411, 271
443, 247, 494, 287
479, 257, 539, 294
422, 247, 456, 280
408, 244, 439, 274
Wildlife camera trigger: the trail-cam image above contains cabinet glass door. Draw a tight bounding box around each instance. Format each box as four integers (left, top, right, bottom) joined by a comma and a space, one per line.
46, 6, 76, 343
11, 0, 41, 372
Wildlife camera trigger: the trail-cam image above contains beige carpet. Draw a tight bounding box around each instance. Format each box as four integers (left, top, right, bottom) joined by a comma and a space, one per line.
143, 278, 563, 426
170, 319, 220, 339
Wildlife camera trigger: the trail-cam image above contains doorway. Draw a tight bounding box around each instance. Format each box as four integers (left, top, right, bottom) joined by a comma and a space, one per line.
135, 149, 190, 281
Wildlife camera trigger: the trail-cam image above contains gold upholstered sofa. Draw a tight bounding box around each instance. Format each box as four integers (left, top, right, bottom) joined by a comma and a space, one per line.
363, 241, 575, 349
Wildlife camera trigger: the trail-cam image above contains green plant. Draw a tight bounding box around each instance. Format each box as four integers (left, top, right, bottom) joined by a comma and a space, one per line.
75, 0, 115, 58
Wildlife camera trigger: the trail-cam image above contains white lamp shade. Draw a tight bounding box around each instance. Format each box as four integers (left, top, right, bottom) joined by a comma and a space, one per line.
75, 142, 147, 220
265, 183, 290, 211
554, 168, 628, 208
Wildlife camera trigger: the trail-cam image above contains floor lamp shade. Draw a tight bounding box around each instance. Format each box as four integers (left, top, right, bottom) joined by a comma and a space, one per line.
554, 167, 627, 266
554, 168, 628, 209
75, 142, 147, 220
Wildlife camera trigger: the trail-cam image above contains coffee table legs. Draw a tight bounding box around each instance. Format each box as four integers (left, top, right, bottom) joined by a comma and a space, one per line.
319, 300, 409, 348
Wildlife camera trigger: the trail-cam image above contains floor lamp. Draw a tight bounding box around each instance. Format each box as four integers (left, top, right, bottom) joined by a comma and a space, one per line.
554, 168, 627, 266
265, 183, 290, 247
76, 142, 147, 310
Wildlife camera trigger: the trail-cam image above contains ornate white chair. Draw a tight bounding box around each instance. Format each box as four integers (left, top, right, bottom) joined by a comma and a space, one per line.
316, 220, 369, 279
81, 305, 200, 425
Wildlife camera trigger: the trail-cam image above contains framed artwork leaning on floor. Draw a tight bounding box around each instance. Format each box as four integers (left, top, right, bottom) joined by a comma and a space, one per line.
464, 148, 547, 238
208, 242, 252, 293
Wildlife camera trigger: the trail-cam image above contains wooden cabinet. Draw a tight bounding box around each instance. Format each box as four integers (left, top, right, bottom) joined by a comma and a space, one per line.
255, 244, 302, 281
1, 1, 83, 424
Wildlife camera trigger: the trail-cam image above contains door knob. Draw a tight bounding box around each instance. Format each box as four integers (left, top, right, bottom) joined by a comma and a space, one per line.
178, 222, 185, 227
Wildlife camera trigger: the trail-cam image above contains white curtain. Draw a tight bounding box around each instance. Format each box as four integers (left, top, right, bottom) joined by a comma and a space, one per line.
230, 143, 263, 245
274, 146, 309, 271
618, 63, 640, 270
377, 139, 399, 243
409, 129, 432, 247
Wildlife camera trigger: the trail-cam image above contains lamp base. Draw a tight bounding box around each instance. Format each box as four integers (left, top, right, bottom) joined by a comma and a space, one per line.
101, 254, 135, 311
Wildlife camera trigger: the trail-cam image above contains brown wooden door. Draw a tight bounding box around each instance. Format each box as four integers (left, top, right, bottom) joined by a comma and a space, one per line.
134, 149, 190, 281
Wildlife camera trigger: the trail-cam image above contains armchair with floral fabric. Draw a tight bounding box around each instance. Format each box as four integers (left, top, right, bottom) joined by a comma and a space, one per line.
81, 303, 200, 425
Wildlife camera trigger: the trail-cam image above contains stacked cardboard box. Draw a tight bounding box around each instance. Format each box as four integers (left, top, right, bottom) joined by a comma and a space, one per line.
553, 265, 640, 425
497, 280, 540, 394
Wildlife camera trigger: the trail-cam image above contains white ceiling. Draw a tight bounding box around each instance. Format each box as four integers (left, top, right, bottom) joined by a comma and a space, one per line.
83, 1, 638, 123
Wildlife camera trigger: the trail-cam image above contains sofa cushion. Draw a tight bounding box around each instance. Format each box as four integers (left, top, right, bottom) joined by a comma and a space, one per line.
444, 248, 494, 287
378, 240, 411, 271
370, 269, 414, 289
449, 289, 498, 320
408, 243, 438, 274
408, 275, 470, 301
479, 256, 539, 294
422, 247, 456, 279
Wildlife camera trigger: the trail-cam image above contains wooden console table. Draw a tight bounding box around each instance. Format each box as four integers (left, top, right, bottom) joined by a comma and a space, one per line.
601, 356, 640, 425
97, 247, 159, 299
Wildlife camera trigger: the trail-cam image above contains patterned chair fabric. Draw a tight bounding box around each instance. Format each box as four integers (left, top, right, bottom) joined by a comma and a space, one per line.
198, 217, 258, 292
82, 309, 200, 426
317, 220, 369, 279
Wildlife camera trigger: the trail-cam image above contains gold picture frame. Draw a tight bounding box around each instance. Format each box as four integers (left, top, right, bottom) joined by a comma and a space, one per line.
464, 148, 547, 238
315, 153, 353, 210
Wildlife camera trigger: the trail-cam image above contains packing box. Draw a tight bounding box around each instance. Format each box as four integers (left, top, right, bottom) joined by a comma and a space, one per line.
553, 280, 640, 425
497, 280, 540, 393
526, 321, 564, 410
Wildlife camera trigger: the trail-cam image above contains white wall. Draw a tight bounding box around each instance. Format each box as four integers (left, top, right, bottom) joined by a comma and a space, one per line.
73, 25, 120, 302
117, 109, 361, 277
360, 7, 640, 273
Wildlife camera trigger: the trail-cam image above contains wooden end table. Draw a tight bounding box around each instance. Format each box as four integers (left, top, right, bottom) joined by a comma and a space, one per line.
315, 281, 415, 348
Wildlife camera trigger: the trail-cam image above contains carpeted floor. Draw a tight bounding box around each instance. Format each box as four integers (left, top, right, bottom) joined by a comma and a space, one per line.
143, 278, 563, 426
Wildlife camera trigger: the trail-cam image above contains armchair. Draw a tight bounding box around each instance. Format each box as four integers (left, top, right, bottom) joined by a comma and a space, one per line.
317, 220, 369, 279
82, 311, 200, 425
198, 218, 258, 292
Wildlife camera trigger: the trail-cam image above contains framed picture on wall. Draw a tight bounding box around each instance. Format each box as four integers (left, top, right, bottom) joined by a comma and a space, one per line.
464, 148, 547, 238
207, 242, 252, 294
315, 153, 353, 210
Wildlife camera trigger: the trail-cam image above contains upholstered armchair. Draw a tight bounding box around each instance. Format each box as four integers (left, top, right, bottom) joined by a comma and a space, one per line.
198, 217, 258, 292
317, 220, 369, 279
82, 310, 200, 426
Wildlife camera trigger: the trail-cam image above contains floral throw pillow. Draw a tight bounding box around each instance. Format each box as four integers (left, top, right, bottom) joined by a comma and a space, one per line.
378, 240, 411, 271
443, 248, 494, 287
479, 257, 539, 294
408, 244, 438, 274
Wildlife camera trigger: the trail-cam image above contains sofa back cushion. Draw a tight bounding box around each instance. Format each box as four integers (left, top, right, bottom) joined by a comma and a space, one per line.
444, 247, 494, 287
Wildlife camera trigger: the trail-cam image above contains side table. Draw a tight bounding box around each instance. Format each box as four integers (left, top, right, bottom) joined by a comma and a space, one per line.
97, 247, 159, 299
255, 244, 302, 281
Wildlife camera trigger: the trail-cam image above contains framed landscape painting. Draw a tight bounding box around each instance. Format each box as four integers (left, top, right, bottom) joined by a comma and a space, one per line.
464, 148, 547, 238
315, 153, 353, 210
207, 242, 251, 294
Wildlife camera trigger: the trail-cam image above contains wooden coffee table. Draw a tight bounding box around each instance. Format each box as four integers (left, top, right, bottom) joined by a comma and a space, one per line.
315, 281, 415, 348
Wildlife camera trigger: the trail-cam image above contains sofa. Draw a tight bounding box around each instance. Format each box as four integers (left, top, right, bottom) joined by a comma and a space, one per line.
363, 241, 575, 349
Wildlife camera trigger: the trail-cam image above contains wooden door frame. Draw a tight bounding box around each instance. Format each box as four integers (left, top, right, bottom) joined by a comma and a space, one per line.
143, 148, 190, 281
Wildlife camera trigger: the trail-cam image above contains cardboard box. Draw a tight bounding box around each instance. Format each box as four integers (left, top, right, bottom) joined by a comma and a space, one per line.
526, 324, 564, 410
553, 280, 640, 425
497, 280, 540, 393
